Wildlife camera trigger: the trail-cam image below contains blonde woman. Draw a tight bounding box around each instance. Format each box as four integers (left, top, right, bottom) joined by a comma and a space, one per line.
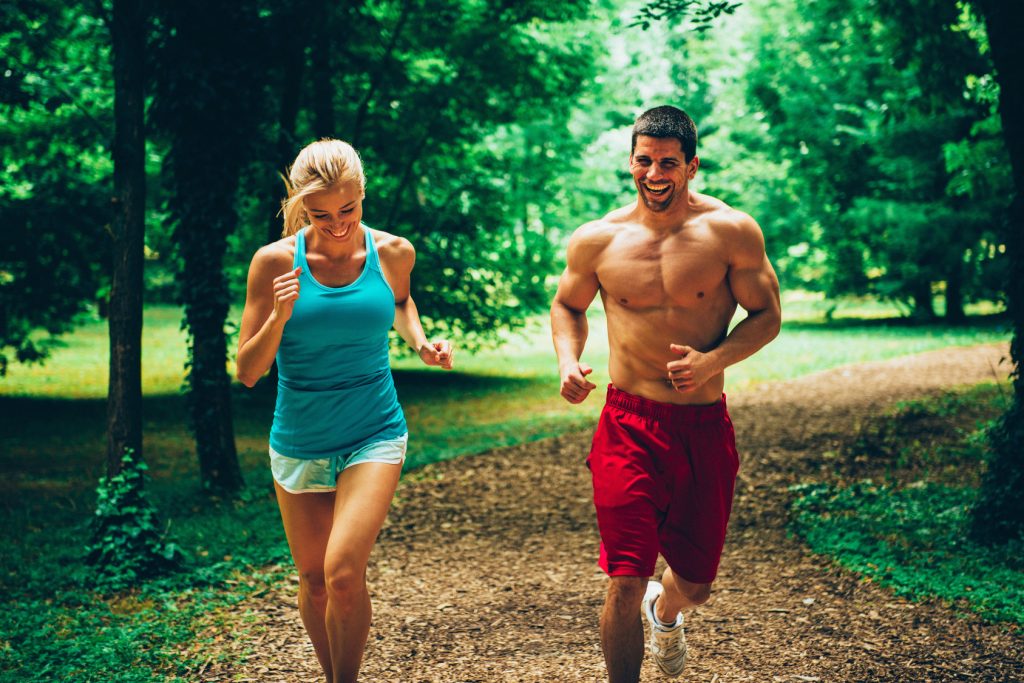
237, 138, 453, 682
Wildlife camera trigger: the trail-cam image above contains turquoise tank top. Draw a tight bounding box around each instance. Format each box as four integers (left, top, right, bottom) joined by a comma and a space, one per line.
269, 227, 407, 460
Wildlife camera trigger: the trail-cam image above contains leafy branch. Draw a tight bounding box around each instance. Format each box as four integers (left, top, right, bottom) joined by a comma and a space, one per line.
632, 0, 742, 31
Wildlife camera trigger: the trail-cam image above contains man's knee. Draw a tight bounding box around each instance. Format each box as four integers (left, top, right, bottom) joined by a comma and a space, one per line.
685, 582, 712, 606
667, 571, 712, 606
605, 576, 647, 615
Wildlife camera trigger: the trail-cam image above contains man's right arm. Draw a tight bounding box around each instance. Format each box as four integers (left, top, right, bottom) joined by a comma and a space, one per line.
551, 223, 606, 404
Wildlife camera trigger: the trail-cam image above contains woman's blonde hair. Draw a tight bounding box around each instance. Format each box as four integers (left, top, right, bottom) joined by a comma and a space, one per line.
280, 138, 365, 236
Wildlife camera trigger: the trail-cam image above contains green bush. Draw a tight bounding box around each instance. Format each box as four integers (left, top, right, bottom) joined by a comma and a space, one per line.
791, 480, 1024, 623
85, 451, 185, 591
789, 387, 1024, 625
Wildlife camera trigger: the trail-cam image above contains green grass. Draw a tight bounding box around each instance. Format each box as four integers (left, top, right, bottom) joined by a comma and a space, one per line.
789, 386, 1024, 625
0, 473, 292, 682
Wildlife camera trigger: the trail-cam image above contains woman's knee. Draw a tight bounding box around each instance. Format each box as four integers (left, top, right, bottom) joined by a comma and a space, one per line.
324, 559, 366, 602
298, 569, 328, 600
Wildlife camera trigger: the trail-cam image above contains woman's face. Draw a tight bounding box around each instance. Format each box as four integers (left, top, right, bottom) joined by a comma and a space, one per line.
304, 183, 364, 243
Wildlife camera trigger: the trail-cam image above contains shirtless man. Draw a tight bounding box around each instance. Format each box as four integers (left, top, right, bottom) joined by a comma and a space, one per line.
551, 105, 781, 681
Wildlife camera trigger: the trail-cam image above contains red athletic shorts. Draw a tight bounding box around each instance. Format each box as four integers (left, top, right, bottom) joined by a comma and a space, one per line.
587, 385, 740, 583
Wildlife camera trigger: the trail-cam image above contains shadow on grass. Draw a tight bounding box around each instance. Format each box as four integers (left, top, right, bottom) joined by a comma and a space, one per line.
0, 369, 545, 517
242, 366, 539, 398
0, 389, 275, 518
784, 311, 1009, 331
394, 367, 539, 398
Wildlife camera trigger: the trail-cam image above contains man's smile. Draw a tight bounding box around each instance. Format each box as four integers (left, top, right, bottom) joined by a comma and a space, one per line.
642, 181, 672, 197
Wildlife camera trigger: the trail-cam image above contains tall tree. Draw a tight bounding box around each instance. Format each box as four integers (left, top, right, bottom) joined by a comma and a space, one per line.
87, 0, 184, 585
151, 0, 268, 492
105, 0, 146, 475
970, 0, 1024, 543
742, 0, 1001, 316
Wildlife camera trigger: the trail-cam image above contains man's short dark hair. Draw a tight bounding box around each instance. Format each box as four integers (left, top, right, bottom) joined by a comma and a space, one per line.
631, 106, 698, 161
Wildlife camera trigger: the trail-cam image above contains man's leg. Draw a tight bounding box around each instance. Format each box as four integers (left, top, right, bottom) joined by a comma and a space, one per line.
600, 576, 647, 683
656, 567, 711, 622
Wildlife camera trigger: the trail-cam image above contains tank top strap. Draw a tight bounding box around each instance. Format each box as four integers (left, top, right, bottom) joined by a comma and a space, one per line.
294, 228, 309, 271
363, 225, 383, 273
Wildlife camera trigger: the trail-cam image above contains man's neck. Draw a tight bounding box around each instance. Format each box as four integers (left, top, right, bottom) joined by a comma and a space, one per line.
631, 190, 699, 232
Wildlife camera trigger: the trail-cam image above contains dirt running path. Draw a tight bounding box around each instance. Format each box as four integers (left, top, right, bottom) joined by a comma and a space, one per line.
209, 343, 1022, 682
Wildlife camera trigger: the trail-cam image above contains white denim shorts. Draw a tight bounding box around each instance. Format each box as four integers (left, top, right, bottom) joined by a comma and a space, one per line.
269, 433, 408, 494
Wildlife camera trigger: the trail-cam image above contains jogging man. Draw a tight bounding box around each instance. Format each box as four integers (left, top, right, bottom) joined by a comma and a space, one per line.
551, 105, 781, 681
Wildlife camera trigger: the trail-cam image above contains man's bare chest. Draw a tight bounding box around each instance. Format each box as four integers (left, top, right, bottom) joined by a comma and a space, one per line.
597, 239, 728, 309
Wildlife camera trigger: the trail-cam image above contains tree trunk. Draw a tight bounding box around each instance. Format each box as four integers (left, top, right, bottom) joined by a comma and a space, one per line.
156, 0, 263, 493
970, 0, 1024, 543
178, 182, 244, 493
310, 0, 334, 138
266, 10, 307, 246
188, 304, 243, 490
945, 263, 966, 324
178, 202, 243, 491
106, 0, 146, 475
910, 281, 936, 321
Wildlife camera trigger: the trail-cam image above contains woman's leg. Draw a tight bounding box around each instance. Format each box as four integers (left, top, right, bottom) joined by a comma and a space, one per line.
273, 482, 337, 681
323, 461, 403, 683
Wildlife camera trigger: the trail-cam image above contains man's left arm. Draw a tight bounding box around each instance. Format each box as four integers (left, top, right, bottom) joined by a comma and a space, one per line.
668, 215, 781, 392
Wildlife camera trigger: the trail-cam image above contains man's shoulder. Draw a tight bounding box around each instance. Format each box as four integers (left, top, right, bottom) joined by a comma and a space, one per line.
694, 196, 766, 265
570, 206, 638, 246
692, 195, 759, 240
566, 217, 622, 264
571, 217, 617, 241
695, 194, 755, 227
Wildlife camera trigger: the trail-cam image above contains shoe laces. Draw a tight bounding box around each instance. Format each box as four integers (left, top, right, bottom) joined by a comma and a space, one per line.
652, 620, 686, 662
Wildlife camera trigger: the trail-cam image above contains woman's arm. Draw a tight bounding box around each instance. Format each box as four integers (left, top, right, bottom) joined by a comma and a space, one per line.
380, 234, 453, 370
236, 245, 300, 387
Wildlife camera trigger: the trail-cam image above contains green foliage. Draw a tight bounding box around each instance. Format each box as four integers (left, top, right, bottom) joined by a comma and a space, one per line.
0, 2, 114, 374
632, 0, 741, 31
85, 450, 185, 590
791, 480, 1024, 624
742, 0, 1008, 314
1, 466, 290, 682
790, 386, 1024, 624
972, 392, 1024, 543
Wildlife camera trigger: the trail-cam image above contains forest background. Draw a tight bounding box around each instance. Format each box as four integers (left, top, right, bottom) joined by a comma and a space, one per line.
1, 0, 1022, 680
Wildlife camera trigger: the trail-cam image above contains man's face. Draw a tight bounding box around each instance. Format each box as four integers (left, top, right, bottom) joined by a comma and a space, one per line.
629, 135, 698, 212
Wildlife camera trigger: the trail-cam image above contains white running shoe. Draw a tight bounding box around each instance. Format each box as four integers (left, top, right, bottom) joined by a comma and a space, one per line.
641, 580, 687, 677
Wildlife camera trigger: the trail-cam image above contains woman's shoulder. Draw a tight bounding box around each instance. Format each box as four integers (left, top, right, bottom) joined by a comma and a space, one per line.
249, 235, 298, 277
367, 225, 414, 265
